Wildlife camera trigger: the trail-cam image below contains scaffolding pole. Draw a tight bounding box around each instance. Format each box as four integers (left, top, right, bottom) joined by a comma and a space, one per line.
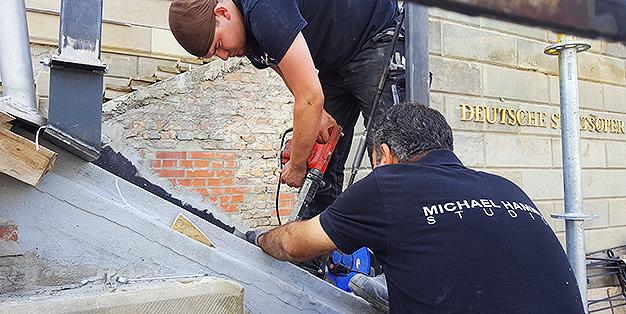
545, 34, 596, 313
0, 0, 44, 125
404, 2, 430, 106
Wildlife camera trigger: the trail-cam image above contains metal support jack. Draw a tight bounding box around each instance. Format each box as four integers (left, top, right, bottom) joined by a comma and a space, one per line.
545, 34, 598, 313
42, 0, 107, 161
0, 0, 45, 126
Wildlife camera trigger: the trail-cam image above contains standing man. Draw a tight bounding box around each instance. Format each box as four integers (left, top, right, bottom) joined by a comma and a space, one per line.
168, 0, 404, 220
247, 103, 585, 313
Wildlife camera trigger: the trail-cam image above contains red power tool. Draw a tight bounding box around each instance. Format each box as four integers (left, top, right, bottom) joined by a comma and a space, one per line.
280, 125, 343, 222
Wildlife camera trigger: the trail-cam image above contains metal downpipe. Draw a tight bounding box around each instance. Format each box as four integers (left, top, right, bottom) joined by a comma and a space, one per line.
0, 0, 44, 125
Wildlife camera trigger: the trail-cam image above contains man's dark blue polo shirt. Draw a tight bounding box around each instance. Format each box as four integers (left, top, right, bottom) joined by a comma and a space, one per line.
320, 149, 584, 313
235, 0, 398, 73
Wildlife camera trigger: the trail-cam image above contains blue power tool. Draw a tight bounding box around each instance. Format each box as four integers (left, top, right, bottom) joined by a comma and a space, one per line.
326, 247, 382, 292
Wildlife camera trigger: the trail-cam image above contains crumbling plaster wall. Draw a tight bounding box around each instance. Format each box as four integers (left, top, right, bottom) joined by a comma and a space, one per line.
102, 58, 297, 228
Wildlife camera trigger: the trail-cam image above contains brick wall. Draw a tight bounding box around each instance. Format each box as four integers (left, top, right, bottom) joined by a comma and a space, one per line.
102, 58, 298, 228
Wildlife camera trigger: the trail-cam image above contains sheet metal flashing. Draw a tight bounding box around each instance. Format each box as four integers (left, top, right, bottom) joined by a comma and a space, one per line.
44, 0, 106, 161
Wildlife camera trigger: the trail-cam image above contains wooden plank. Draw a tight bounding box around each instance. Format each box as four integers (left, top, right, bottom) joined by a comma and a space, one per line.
0, 128, 57, 186
0, 112, 15, 130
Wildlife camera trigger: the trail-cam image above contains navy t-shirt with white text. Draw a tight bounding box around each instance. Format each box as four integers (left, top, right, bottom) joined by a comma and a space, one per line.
320, 150, 584, 313
235, 0, 398, 73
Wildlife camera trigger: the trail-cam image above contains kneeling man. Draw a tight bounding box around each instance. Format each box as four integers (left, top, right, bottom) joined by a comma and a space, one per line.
249, 103, 584, 313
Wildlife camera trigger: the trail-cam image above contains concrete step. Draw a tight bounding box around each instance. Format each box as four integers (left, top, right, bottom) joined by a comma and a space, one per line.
1, 277, 244, 314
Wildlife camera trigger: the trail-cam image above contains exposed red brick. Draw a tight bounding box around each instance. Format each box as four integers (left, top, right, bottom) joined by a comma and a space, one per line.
219, 196, 230, 204
178, 179, 192, 187
224, 161, 237, 168
279, 193, 296, 200
194, 160, 209, 168
217, 170, 234, 177
220, 178, 234, 185
156, 152, 186, 159
278, 209, 293, 216
188, 152, 218, 159
0, 225, 18, 241
196, 188, 209, 196
224, 204, 239, 212
179, 160, 194, 168
231, 194, 244, 203
159, 170, 185, 178
210, 188, 226, 194
210, 161, 223, 169
207, 178, 221, 186
151, 160, 161, 169
192, 179, 206, 187
186, 170, 215, 177
162, 160, 177, 168
226, 187, 246, 194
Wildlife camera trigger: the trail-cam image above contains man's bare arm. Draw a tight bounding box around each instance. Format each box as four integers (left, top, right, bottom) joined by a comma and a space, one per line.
258, 216, 337, 263
277, 32, 323, 187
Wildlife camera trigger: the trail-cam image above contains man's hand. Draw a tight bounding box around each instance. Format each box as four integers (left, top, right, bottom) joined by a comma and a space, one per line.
281, 159, 307, 188
256, 216, 337, 262
245, 229, 268, 246
317, 110, 337, 144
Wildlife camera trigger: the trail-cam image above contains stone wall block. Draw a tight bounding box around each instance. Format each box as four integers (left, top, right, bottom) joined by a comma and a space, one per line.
583, 169, 626, 199
606, 142, 626, 167
138, 57, 180, 78
603, 84, 626, 114
442, 23, 516, 66
429, 20, 442, 55
551, 139, 607, 168
482, 17, 547, 41
585, 226, 626, 252
482, 65, 549, 103
101, 53, 139, 78
603, 41, 626, 59
609, 199, 626, 227
484, 134, 552, 167
35, 70, 49, 98
578, 53, 626, 85
430, 56, 482, 95
517, 39, 558, 74
102, 24, 152, 54
521, 170, 564, 200
429, 8, 480, 26
453, 132, 484, 167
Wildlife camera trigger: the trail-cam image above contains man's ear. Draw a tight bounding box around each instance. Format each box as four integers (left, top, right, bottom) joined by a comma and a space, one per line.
214, 5, 231, 20
379, 143, 399, 165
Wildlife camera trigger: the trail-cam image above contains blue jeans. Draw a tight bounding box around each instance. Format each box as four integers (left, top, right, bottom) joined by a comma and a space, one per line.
299, 34, 406, 220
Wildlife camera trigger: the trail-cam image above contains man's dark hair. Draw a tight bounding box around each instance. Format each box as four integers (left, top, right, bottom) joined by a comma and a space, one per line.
369, 102, 453, 164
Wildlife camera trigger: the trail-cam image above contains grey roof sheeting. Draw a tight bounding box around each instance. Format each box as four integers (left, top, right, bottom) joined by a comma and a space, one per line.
0, 134, 378, 313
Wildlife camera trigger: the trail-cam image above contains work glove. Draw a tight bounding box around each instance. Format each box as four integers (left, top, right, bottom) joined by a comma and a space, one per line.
245, 229, 269, 246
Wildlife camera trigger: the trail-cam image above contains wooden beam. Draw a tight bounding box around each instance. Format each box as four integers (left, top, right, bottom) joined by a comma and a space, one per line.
0, 112, 14, 130
0, 127, 57, 186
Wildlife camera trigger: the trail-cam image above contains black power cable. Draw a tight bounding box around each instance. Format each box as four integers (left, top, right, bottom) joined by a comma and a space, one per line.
275, 128, 293, 225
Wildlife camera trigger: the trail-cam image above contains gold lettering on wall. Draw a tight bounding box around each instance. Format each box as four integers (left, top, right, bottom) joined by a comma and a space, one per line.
459, 104, 625, 135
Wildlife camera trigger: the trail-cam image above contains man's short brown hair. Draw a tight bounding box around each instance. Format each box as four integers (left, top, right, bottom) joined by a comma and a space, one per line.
169, 0, 218, 57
